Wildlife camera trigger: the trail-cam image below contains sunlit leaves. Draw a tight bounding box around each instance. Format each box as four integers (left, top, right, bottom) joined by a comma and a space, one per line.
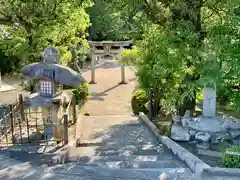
0, 0, 91, 67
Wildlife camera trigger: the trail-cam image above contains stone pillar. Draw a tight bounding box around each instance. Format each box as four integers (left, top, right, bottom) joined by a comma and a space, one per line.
90, 54, 97, 84
120, 65, 126, 84
203, 82, 216, 117
119, 47, 127, 84
51, 105, 63, 141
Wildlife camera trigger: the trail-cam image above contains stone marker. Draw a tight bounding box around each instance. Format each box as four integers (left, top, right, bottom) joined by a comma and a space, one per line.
203, 82, 216, 117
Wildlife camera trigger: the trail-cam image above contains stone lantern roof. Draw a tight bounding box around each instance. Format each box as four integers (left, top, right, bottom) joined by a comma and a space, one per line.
21, 46, 86, 108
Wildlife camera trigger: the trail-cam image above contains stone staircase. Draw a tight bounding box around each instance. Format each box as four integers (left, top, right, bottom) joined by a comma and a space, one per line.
0, 115, 196, 179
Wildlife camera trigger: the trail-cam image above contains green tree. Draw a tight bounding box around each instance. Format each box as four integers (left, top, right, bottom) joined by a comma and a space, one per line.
117, 0, 240, 116
0, 0, 91, 72
87, 0, 146, 41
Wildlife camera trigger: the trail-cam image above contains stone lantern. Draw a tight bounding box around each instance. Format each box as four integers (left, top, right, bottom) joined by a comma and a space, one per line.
21, 46, 86, 141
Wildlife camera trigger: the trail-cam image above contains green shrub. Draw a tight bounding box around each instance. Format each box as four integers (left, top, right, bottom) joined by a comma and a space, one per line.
72, 82, 89, 105
118, 46, 139, 66
220, 146, 240, 168
131, 88, 148, 115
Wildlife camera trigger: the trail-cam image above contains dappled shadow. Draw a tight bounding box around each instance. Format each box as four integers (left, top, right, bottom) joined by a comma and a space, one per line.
88, 84, 122, 101
72, 118, 185, 169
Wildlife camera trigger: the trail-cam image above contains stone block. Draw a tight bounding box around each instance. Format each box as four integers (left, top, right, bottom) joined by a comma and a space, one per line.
195, 132, 211, 142
197, 149, 223, 157
196, 142, 210, 150
230, 130, 240, 139
171, 124, 191, 141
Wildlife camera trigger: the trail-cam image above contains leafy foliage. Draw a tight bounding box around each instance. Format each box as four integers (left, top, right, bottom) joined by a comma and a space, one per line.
220, 146, 240, 168
87, 0, 145, 41
113, 0, 240, 116
72, 82, 89, 105
131, 89, 148, 115
0, 0, 91, 72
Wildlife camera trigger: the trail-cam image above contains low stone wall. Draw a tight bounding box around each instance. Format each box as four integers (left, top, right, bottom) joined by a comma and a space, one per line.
138, 112, 240, 179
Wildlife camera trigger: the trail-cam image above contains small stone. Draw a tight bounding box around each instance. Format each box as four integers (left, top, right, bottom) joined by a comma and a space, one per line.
171, 124, 190, 141
189, 130, 197, 137
224, 117, 240, 130
229, 131, 240, 139
216, 132, 231, 141
181, 110, 192, 127
188, 141, 197, 144
195, 132, 211, 142
159, 172, 167, 180
196, 142, 210, 150
197, 149, 223, 157
172, 115, 181, 123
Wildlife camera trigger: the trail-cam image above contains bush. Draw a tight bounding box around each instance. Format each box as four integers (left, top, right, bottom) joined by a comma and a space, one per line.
131, 88, 148, 115
118, 46, 139, 67
72, 82, 89, 105
220, 146, 240, 168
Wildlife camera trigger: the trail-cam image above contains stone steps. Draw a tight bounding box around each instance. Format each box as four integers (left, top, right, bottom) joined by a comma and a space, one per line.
0, 115, 196, 179
0, 162, 195, 180
0, 154, 22, 171
0, 149, 54, 166
71, 143, 170, 156
68, 154, 179, 163
75, 159, 186, 169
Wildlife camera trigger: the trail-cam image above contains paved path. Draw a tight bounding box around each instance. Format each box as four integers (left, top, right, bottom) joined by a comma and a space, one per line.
82, 59, 136, 116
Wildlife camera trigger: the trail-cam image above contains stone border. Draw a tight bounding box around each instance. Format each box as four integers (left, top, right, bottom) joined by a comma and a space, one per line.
139, 112, 210, 174
139, 112, 240, 179
201, 167, 240, 177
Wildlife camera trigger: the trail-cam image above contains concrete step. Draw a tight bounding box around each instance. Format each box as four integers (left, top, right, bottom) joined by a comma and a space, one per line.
0, 149, 54, 166
0, 163, 195, 180
69, 144, 171, 157
0, 153, 22, 171
53, 165, 195, 180
68, 154, 179, 163
75, 159, 186, 169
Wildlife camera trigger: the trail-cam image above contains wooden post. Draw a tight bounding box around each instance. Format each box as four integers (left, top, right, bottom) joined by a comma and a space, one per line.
18, 118, 23, 144
63, 113, 68, 145
18, 94, 25, 122
148, 88, 154, 121
9, 105, 15, 144
4, 115, 8, 145
26, 111, 30, 142
0, 71, 1, 88
72, 95, 77, 124
90, 54, 97, 84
